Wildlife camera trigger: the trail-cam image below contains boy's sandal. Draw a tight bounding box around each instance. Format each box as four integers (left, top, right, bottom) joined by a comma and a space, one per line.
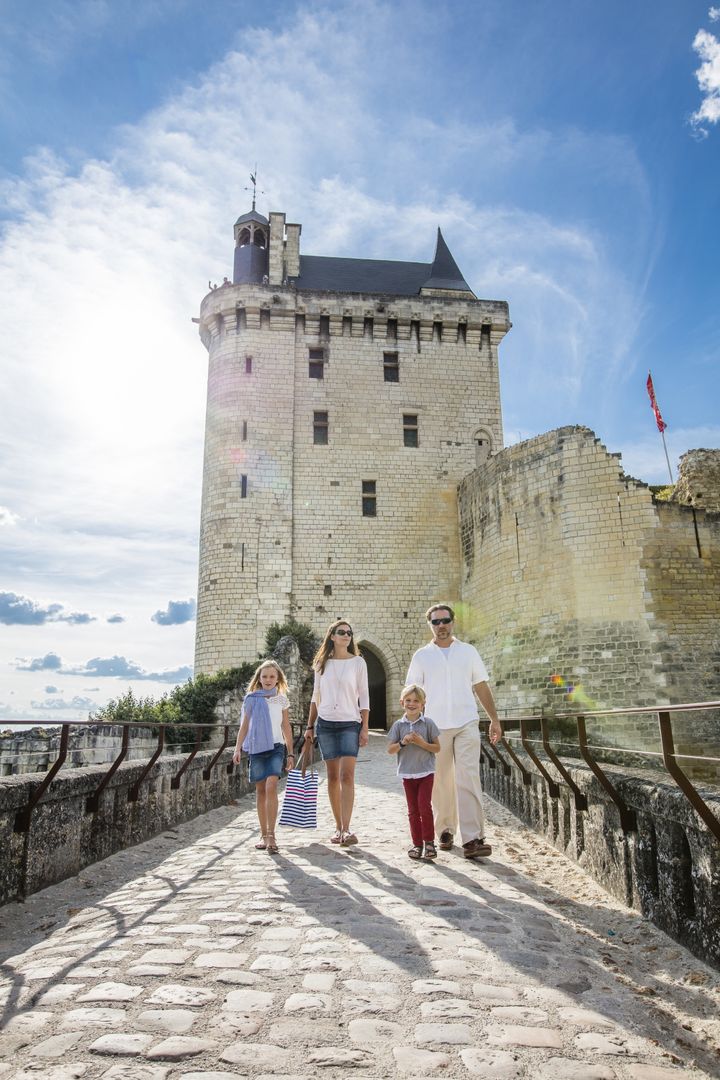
340, 831, 358, 847
408, 846, 423, 860
330, 829, 343, 844
255, 835, 268, 850
266, 833, 279, 854
423, 842, 438, 860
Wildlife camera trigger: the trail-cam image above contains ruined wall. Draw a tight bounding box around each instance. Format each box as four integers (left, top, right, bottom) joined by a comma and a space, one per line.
673, 448, 720, 513
458, 426, 720, 761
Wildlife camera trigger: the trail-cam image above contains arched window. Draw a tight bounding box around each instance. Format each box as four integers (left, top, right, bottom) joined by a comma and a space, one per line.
474, 428, 493, 466
238, 228, 251, 246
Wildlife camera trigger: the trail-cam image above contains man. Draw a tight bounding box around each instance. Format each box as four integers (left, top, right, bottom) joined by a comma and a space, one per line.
406, 603, 502, 859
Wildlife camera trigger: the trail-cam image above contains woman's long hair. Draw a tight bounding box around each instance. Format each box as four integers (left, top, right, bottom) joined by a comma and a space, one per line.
246, 659, 289, 695
312, 618, 360, 673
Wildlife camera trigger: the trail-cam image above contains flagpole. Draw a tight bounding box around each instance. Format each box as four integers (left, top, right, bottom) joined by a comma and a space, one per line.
647, 370, 674, 486
660, 428, 673, 485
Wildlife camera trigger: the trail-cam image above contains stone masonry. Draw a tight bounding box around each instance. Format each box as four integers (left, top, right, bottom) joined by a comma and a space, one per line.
1, 735, 719, 1078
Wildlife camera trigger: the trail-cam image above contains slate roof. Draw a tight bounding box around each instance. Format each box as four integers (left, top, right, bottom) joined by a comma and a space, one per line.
288, 228, 473, 297
235, 210, 269, 227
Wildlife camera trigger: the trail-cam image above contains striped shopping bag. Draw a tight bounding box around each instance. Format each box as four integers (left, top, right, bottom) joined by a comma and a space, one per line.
278, 747, 319, 829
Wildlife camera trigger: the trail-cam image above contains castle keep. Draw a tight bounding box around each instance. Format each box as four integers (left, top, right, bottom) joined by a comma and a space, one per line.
195, 207, 720, 746
194, 208, 509, 722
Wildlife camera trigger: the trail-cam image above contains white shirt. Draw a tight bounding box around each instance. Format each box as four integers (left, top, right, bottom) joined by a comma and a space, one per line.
312, 656, 370, 723
405, 639, 489, 731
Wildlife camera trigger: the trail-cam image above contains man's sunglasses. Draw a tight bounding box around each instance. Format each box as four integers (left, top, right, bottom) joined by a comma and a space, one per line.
334, 628, 353, 636
430, 617, 453, 625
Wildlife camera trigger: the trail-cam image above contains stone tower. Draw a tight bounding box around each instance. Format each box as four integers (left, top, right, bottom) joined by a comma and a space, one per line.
194, 208, 510, 725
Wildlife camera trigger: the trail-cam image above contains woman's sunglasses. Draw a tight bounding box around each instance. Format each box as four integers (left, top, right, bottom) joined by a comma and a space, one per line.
334, 628, 353, 636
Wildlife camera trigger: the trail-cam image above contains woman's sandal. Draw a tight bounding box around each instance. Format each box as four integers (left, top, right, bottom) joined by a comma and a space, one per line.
330, 829, 343, 844
408, 846, 423, 860
266, 833, 279, 854
255, 835, 268, 850
340, 831, 358, 847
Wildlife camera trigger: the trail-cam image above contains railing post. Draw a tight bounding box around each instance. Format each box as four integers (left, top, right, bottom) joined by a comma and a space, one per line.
658, 711, 720, 842
519, 717, 559, 798
203, 726, 230, 780
86, 725, 130, 813
14, 724, 71, 833
171, 727, 204, 790
576, 716, 636, 832
540, 717, 588, 810
128, 726, 166, 802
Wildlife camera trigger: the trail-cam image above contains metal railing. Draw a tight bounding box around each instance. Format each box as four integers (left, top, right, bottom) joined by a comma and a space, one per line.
4, 707, 719, 842
481, 701, 720, 842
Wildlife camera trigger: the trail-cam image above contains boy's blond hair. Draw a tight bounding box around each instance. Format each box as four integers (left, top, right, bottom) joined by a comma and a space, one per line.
399, 683, 426, 706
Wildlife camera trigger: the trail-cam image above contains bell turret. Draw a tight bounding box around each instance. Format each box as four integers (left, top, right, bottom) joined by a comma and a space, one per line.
233, 209, 269, 284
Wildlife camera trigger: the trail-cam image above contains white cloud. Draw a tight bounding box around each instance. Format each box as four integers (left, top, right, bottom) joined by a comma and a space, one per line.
0, 506, 19, 526
690, 24, 720, 135
709, 7, 720, 22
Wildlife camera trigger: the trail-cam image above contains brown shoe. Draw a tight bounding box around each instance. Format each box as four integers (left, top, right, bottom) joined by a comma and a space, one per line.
438, 830, 454, 851
463, 838, 492, 859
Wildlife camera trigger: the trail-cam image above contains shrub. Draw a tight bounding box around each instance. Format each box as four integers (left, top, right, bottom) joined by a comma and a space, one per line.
264, 619, 318, 664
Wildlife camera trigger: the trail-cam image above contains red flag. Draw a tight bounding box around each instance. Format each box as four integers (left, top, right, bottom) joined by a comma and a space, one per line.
646, 372, 667, 433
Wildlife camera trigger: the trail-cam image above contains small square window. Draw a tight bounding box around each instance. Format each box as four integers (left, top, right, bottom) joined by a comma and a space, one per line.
403, 414, 419, 448
362, 480, 376, 517
313, 411, 329, 445
383, 351, 399, 382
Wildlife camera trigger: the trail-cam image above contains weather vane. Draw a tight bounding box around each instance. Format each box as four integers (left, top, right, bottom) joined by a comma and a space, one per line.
245, 166, 265, 212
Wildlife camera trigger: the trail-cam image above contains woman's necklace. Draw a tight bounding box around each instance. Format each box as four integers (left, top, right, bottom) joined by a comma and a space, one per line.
329, 656, 351, 710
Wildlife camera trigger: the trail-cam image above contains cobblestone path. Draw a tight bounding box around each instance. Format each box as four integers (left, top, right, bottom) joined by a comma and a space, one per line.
1, 734, 719, 1079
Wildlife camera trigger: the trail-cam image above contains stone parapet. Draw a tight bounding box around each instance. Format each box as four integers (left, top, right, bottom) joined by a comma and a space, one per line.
0, 748, 251, 906
480, 751, 720, 969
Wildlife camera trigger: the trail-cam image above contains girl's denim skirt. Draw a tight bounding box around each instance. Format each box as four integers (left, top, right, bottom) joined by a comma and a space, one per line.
249, 742, 286, 782
316, 718, 360, 761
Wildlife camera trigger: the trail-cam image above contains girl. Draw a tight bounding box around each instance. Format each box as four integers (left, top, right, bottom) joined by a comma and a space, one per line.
233, 659, 294, 855
387, 684, 441, 861
304, 619, 369, 847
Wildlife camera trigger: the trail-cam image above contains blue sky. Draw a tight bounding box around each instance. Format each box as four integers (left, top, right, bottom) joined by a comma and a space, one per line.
1, 0, 719, 724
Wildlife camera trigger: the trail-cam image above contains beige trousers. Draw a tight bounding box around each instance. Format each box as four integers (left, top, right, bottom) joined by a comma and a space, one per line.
432, 722, 486, 844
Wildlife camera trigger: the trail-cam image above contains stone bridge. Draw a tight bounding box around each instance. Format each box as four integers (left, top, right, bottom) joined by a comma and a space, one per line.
1, 735, 719, 1079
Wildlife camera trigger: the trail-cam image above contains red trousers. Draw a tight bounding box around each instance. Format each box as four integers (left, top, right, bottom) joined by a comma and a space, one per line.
402, 774, 435, 845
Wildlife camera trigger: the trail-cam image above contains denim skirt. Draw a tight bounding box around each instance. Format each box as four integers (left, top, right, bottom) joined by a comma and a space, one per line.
316, 719, 360, 761
249, 743, 285, 782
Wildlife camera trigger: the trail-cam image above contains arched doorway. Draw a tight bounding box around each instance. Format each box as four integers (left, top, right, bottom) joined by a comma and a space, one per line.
362, 646, 387, 729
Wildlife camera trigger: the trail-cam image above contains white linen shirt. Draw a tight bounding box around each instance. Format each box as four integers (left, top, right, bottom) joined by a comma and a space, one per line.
405, 639, 489, 731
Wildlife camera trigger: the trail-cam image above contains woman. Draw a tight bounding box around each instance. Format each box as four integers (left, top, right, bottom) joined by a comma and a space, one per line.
304, 619, 369, 846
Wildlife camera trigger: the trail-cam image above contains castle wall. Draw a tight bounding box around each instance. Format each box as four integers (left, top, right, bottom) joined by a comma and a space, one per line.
195, 279, 509, 724
458, 427, 720, 763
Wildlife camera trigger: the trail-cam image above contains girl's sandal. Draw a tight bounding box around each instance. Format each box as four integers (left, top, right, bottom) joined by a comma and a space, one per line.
408, 846, 423, 860
255, 835, 268, 850
266, 833, 279, 855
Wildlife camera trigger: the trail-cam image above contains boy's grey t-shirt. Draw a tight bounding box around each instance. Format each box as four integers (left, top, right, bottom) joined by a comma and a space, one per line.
386, 715, 440, 778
